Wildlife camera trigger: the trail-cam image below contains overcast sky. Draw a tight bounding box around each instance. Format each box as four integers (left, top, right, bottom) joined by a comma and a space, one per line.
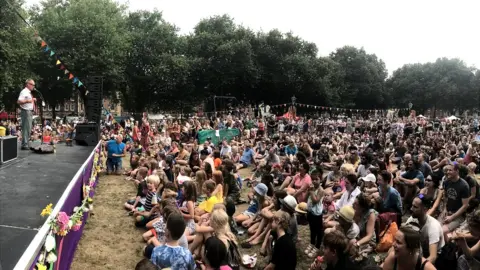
24, 0, 480, 73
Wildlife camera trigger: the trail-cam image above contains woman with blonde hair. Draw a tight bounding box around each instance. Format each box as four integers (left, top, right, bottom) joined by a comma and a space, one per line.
189, 208, 237, 259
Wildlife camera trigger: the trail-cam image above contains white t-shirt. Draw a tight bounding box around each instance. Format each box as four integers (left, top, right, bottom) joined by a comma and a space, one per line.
406, 215, 445, 257
18, 88, 33, 110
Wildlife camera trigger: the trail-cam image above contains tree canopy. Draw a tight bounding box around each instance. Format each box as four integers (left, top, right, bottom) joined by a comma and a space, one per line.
1, 0, 479, 115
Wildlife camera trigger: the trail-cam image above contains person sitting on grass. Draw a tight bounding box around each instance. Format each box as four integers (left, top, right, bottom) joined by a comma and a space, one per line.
310, 230, 360, 270
146, 212, 196, 270
233, 183, 268, 229
264, 210, 297, 270
198, 236, 232, 270
195, 180, 222, 221
134, 175, 161, 227
189, 208, 237, 261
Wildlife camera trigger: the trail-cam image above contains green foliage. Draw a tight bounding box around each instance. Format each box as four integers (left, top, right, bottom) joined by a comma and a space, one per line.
0, 1, 478, 114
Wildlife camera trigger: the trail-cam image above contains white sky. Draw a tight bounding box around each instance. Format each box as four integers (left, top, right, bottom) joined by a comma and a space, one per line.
24, 0, 480, 73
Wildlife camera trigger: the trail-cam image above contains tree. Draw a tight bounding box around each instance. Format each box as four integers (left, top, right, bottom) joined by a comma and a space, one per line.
387, 58, 477, 114
0, 0, 36, 111
330, 46, 388, 109
30, 0, 130, 111
122, 10, 186, 112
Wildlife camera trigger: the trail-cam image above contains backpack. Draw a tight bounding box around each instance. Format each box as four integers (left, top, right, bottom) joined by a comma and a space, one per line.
227, 239, 242, 270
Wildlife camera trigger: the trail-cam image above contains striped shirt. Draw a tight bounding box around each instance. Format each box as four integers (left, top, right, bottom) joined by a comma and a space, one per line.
144, 191, 156, 212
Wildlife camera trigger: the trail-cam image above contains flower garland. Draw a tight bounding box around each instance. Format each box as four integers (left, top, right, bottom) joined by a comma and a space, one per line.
35, 144, 103, 270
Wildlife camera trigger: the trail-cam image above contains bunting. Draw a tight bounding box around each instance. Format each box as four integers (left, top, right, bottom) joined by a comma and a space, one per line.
268, 103, 410, 113
34, 34, 88, 95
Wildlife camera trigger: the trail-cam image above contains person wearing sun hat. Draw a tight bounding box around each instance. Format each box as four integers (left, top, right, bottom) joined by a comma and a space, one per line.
279, 195, 298, 243
234, 183, 268, 226
324, 205, 360, 242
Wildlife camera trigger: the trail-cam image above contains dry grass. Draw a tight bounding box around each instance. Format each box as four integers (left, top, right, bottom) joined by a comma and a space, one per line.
70, 166, 314, 270
70, 172, 145, 270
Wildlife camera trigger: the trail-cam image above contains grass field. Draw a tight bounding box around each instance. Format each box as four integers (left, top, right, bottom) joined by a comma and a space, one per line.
70, 164, 314, 270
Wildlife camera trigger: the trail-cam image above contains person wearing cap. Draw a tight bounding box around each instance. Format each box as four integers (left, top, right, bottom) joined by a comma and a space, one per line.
234, 183, 268, 228
360, 173, 378, 197
324, 205, 359, 242
279, 195, 298, 243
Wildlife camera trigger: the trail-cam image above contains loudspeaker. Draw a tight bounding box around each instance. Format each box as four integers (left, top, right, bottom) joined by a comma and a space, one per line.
84, 76, 103, 123
75, 123, 99, 146
0, 135, 17, 164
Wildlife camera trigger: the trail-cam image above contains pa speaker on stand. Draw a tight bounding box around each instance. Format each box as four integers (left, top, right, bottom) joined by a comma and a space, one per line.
75, 76, 103, 146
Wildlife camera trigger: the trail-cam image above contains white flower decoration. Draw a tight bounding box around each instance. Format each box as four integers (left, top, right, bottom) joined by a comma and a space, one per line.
46, 252, 57, 263
45, 234, 56, 252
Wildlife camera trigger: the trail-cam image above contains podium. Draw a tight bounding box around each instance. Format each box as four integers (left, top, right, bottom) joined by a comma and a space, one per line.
0, 136, 18, 164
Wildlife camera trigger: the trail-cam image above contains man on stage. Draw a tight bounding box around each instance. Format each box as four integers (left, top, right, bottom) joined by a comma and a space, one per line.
17, 79, 36, 150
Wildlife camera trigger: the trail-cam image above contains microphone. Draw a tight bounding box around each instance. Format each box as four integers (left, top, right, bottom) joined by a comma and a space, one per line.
32, 88, 46, 107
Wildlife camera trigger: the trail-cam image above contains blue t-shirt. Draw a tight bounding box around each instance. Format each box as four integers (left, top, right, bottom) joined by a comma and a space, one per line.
401, 170, 425, 189
240, 148, 255, 165
285, 145, 298, 156
379, 186, 402, 213
106, 140, 126, 161
150, 244, 195, 270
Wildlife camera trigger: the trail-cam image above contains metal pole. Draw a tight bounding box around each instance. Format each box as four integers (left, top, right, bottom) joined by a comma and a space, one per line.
213, 95, 216, 117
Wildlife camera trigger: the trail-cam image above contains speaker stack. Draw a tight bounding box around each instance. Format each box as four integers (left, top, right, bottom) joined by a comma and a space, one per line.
75, 76, 103, 146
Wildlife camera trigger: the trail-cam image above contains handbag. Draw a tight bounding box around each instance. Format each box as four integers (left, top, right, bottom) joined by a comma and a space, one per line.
376, 221, 398, 252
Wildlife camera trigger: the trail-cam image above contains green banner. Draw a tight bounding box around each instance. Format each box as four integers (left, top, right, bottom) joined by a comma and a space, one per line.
198, 129, 241, 145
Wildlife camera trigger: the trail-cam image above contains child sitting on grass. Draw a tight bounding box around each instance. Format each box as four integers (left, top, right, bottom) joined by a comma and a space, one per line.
195, 180, 222, 221
134, 175, 161, 227
145, 212, 195, 270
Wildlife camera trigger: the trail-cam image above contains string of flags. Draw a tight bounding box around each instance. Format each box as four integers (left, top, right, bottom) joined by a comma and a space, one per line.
269, 103, 410, 112
34, 34, 88, 95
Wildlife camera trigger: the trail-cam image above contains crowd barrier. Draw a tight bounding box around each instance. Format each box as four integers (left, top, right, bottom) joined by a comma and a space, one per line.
14, 142, 102, 270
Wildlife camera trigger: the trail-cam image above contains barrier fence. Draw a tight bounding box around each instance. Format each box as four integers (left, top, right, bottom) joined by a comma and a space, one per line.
14, 142, 102, 270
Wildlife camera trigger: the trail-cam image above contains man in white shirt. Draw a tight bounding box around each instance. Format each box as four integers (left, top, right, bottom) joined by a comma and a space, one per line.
406, 196, 445, 264
17, 79, 36, 149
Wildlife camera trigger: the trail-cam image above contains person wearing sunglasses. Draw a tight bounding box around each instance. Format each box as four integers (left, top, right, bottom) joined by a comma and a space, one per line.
17, 79, 36, 150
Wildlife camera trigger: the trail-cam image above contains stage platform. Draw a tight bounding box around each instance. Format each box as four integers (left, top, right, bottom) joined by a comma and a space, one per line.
0, 143, 94, 270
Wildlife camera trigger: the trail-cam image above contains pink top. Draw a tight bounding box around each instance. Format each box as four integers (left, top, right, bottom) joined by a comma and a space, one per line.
292, 173, 312, 203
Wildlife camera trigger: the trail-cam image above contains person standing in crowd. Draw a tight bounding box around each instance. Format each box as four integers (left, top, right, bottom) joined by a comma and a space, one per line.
106, 134, 126, 175
17, 79, 36, 150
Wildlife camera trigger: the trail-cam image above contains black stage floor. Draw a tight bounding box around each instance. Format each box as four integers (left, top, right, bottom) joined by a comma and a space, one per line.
0, 143, 94, 270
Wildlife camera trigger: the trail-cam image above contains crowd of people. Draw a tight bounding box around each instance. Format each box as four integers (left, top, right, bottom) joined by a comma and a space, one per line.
102, 109, 480, 270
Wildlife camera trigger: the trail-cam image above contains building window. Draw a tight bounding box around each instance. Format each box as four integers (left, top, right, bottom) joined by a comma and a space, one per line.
70, 103, 75, 111
64, 103, 69, 111
47, 105, 52, 111
55, 104, 60, 111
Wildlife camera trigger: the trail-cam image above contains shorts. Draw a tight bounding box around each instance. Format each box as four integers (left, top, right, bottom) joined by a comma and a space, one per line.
446, 215, 465, 232
107, 158, 122, 173
186, 219, 196, 234
242, 211, 255, 218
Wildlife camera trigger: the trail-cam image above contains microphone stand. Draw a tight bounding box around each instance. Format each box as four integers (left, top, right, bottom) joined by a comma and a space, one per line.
32, 88, 45, 127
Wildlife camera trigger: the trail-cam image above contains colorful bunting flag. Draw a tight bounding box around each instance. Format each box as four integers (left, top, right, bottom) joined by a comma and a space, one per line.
41, 40, 47, 47
68, 74, 74, 80
44, 46, 50, 52
64, 69, 69, 75
49, 51, 55, 57
73, 77, 79, 84
56, 60, 61, 65
78, 81, 83, 87
60, 65, 65, 70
